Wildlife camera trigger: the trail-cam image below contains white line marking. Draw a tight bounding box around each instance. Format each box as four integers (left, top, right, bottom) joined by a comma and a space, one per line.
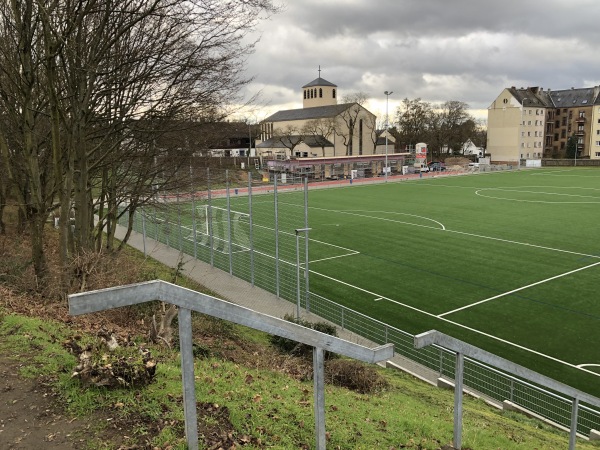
309, 252, 360, 264
373, 297, 384, 302
445, 228, 600, 260
475, 188, 600, 204
299, 204, 447, 231
309, 268, 600, 378
578, 364, 600, 368
438, 261, 600, 317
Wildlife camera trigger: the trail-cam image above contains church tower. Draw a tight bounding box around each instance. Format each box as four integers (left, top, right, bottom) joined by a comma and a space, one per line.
302, 67, 337, 108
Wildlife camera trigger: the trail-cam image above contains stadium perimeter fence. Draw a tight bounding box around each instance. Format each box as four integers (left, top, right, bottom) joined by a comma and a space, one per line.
119, 167, 600, 440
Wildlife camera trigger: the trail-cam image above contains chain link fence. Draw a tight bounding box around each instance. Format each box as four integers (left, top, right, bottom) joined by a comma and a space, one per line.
120, 167, 310, 312
120, 167, 600, 441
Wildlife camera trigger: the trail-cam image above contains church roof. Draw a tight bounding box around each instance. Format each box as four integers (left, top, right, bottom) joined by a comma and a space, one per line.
257, 135, 334, 149
302, 77, 337, 88
264, 103, 354, 122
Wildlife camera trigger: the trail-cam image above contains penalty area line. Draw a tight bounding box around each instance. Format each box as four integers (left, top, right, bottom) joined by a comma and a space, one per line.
309, 268, 600, 378
437, 260, 600, 318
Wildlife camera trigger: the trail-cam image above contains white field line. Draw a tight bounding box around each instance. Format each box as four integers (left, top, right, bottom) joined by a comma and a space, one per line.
279, 200, 600, 260
300, 205, 446, 231
438, 260, 600, 317
309, 252, 360, 264
445, 228, 600, 260
477, 188, 600, 199
475, 189, 600, 204
309, 268, 600, 378
578, 364, 600, 368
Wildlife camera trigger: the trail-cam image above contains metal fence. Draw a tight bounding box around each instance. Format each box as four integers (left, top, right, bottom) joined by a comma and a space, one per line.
120, 167, 600, 441
308, 291, 600, 439
119, 167, 310, 311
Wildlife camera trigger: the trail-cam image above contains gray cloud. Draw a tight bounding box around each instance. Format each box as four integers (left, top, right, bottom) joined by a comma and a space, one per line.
239, 0, 600, 119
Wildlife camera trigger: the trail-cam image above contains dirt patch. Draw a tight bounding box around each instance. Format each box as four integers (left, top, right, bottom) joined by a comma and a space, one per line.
0, 355, 94, 449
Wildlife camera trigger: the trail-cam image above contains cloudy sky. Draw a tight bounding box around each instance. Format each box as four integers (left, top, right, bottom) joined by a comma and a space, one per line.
239, 0, 600, 123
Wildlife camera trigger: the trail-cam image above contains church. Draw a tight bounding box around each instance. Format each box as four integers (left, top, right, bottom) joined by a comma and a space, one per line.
256, 73, 392, 159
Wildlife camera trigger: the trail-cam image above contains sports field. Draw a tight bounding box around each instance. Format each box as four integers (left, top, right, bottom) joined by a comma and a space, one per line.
320, 169, 600, 394
237, 168, 600, 395
144, 167, 600, 396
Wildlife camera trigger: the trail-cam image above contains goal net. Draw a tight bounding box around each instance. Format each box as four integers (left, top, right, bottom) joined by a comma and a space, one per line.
192, 205, 251, 254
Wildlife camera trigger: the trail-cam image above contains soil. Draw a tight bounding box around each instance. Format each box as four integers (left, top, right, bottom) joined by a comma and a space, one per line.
0, 355, 90, 449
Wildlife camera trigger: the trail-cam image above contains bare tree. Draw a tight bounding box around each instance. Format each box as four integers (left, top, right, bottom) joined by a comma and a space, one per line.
336, 92, 370, 156
272, 125, 304, 158
302, 118, 336, 156
0, 0, 278, 289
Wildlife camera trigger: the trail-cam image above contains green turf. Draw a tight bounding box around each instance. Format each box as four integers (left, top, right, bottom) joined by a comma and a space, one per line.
302, 168, 600, 395
136, 168, 600, 398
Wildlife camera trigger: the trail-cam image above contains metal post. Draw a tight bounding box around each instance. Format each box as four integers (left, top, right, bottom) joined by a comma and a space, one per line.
177, 193, 183, 252
190, 165, 197, 259
207, 168, 214, 267
453, 352, 464, 450
296, 231, 301, 319
274, 175, 280, 297
248, 173, 254, 286
295, 228, 311, 319
303, 176, 310, 311
141, 210, 146, 256
313, 347, 326, 450
178, 307, 199, 450
384, 90, 393, 181
569, 397, 579, 450
226, 170, 233, 275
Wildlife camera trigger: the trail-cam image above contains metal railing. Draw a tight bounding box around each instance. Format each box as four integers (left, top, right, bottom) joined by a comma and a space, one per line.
307, 291, 600, 440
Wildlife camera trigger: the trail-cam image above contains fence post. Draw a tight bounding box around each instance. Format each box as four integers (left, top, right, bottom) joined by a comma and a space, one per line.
226, 170, 233, 275
141, 210, 146, 256
178, 307, 199, 450
274, 175, 280, 297
248, 172, 254, 286
190, 165, 197, 259
570, 397, 579, 450
313, 347, 326, 450
207, 168, 214, 267
304, 176, 310, 312
453, 352, 464, 450
177, 193, 183, 252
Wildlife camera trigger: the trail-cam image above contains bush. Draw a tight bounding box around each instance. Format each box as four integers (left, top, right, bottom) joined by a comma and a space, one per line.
270, 314, 338, 358
325, 359, 389, 394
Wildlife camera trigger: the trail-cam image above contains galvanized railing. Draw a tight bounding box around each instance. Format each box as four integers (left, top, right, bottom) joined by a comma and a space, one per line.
308, 291, 600, 441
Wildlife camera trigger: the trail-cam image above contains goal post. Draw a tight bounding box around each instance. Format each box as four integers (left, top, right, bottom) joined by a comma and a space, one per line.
192, 204, 251, 252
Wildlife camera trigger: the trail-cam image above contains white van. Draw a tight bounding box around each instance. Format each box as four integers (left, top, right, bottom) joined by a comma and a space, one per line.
414, 162, 430, 173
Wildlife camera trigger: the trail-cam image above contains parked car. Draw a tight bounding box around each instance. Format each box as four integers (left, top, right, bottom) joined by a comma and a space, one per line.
414, 163, 430, 173
428, 161, 446, 172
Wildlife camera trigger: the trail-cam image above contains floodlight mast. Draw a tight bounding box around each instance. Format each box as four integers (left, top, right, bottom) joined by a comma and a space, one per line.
384, 91, 393, 182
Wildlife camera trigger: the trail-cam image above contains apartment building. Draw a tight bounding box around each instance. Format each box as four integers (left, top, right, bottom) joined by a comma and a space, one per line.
487, 86, 600, 162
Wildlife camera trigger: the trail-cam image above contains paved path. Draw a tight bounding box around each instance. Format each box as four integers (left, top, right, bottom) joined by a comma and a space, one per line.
114, 222, 441, 386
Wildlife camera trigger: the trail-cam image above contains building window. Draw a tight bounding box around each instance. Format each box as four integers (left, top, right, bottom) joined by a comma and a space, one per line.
579, 111, 585, 118
304, 90, 307, 99
359, 119, 363, 155
596, 142, 600, 146
333, 89, 336, 99
596, 152, 600, 156
319, 88, 323, 98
